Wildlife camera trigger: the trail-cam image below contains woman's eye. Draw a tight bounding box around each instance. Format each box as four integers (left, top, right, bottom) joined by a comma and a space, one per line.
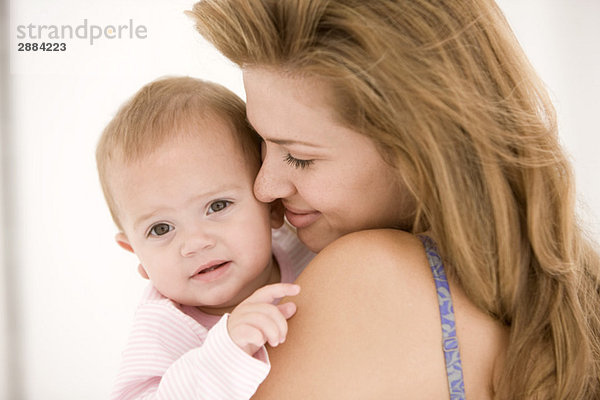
208, 200, 231, 214
148, 223, 173, 237
284, 153, 314, 169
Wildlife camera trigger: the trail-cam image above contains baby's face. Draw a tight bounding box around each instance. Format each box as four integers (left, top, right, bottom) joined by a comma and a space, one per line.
112, 118, 275, 312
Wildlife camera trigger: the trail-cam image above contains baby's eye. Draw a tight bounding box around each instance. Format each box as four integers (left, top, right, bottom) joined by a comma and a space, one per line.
284, 153, 314, 169
208, 200, 232, 214
148, 223, 173, 237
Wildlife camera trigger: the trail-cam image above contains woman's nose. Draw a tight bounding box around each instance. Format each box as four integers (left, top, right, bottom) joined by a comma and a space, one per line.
180, 226, 215, 257
254, 150, 296, 203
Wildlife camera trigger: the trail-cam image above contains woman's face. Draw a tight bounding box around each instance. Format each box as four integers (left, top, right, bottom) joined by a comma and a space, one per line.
243, 68, 414, 252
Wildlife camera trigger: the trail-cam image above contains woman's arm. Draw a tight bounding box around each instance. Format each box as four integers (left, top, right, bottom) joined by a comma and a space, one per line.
253, 229, 451, 399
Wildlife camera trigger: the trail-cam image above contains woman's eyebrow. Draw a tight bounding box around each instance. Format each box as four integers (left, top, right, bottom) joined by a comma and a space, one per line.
266, 138, 322, 148
246, 118, 322, 148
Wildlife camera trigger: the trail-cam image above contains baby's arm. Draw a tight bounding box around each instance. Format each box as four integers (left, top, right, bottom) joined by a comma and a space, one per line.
110, 283, 300, 400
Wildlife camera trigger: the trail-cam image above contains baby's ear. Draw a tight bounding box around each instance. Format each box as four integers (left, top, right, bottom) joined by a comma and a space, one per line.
115, 234, 149, 279
269, 199, 285, 229
115, 232, 134, 253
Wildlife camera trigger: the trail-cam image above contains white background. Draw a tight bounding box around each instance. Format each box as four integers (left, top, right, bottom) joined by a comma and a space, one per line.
1, 1, 599, 399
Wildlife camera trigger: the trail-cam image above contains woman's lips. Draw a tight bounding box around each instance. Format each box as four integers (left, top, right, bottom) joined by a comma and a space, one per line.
284, 207, 321, 229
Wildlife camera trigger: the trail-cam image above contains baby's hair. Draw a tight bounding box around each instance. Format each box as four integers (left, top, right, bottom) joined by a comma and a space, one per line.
96, 76, 260, 229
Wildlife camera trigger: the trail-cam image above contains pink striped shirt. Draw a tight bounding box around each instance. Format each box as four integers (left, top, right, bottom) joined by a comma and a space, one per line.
110, 226, 314, 400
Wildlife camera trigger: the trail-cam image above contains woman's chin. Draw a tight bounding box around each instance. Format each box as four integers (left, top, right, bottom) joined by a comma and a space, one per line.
297, 227, 338, 253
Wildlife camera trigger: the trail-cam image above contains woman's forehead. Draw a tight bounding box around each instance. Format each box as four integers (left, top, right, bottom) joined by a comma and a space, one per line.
243, 67, 340, 140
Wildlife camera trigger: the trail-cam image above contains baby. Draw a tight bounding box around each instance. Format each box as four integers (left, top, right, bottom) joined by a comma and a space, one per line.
96, 76, 314, 399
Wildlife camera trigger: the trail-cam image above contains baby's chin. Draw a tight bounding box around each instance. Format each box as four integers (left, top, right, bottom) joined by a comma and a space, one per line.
193, 300, 238, 316
191, 290, 244, 315
157, 287, 233, 313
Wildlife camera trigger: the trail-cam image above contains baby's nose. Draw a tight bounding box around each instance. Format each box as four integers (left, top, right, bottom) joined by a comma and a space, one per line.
180, 227, 215, 257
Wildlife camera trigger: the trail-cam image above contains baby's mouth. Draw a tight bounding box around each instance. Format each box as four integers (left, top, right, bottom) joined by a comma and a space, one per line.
192, 261, 230, 277
197, 262, 227, 274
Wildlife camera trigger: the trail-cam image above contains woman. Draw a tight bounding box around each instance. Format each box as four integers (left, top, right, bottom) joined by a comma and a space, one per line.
189, 0, 600, 398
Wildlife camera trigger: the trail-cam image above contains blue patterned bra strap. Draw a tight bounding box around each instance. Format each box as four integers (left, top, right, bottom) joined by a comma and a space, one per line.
418, 235, 466, 400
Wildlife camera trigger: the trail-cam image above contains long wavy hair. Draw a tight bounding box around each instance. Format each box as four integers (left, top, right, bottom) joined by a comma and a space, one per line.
189, 0, 600, 397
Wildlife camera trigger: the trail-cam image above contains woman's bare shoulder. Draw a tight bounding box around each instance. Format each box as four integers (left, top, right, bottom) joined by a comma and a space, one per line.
314, 228, 427, 268
294, 229, 437, 300
324, 227, 423, 254
254, 229, 452, 399
253, 229, 508, 399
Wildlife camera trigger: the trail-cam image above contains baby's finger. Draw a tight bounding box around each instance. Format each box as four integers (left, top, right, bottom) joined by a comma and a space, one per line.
239, 310, 285, 347
236, 303, 289, 341
242, 283, 300, 305
228, 323, 267, 355
277, 301, 297, 320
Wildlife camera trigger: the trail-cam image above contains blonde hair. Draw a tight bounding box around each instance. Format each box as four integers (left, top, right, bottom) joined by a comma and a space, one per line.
189, 0, 600, 398
96, 76, 260, 229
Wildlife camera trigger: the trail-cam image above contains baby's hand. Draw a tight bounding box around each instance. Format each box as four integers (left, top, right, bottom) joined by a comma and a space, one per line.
227, 283, 301, 356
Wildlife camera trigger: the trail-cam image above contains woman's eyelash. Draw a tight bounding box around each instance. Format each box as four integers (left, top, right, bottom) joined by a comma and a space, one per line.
284, 153, 314, 169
